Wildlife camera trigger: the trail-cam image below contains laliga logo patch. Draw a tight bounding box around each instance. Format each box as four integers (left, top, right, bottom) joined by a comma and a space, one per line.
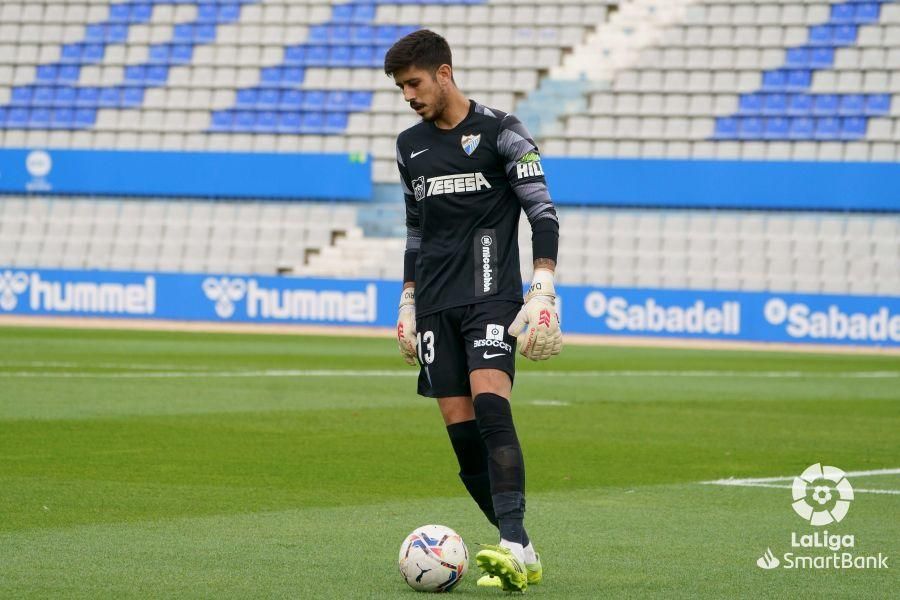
792, 463, 853, 526
0, 270, 29, 311
413, 176, 425, 202
202, 277, 247, 319
461, 134, 480, 156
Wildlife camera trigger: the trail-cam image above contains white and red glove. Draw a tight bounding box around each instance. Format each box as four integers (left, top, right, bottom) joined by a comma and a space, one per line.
397, 286, 417, 366
508, 269, 562, 361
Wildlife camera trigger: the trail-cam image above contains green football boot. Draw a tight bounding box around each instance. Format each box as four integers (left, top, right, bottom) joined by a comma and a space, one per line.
474, 545, 527, 592
477, 553, 542, 588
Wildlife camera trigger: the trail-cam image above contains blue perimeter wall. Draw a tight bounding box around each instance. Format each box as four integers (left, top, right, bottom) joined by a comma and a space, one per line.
2, 149, 900, 211
1, 268, 898, 347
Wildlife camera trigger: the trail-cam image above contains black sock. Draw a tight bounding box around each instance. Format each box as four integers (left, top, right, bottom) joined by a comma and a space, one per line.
447, 420, 498, 528
473, 393, 529, 547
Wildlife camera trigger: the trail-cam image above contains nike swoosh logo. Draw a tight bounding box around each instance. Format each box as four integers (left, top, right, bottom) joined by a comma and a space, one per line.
483, 352, 506, 359
410, 149, 429, 158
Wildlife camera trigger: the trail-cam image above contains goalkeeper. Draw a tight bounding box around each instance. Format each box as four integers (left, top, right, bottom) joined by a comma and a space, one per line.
386, 30, 562, 592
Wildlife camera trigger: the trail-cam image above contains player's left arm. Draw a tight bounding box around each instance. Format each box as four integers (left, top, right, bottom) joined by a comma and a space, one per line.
497, 114, 562, 361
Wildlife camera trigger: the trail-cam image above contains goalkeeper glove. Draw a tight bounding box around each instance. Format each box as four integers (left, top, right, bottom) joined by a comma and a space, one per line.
508, 269, 562, 361
397, 286, 417, 366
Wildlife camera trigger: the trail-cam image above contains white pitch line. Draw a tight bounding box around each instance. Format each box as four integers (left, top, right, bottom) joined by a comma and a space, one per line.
0, 369, 898, 379
701, 467, 900, 496
702, 481, 900, 496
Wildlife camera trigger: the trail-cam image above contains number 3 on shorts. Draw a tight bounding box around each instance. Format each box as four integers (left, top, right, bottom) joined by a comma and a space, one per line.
417, 331, 435, 365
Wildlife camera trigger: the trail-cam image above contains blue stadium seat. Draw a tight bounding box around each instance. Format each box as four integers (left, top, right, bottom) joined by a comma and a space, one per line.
0, 108, 6, 127
301, 112, 325, 134
839, 94, 866, 116
98, 87, 122, 108
325, 112, 348, 134
11, 87, 33, 106
738, 117, 763, 140
33, 86, 54, 106
235, 110, 255, 131
788, 117, 815, 140
282, 67, 304, 86
109, 3, 132, 23
330, 25, 352, 44
349, 91, 373, 111
327, 91, 350, 112
352, 3, 376, 23
51, 108, 74, 129
785, 47, 809, 68
813, 94, 839, 116
814, 117, 841, 140
352, 26, 376, 45
85, 24, 107, 43
149, 45, 171, 64
76, 87, 100, 107
713, 117, 738, 138
763, 93, 787, 115
762, 70, 787, 90
172, 44, 193, 64
309, 26, 330, 45
195, 25, 217, 43
61, 44, 84, 64
738, 93, 762, 114
810, 47, 834, 68
332, 3, 354, 23
376, 26, 399, 46
258, 88, 280, 108
284, 46, 305, 65
278, 111, 302, 134
173, 24, 196, 43
787, 70, 811, 90
218, 4, 241, 23
8, 108, 28, 128
236, 88, 258, 108
831, 4, 857, 23
855, 3, 881, 24
54, 86, 76, 107
125, 65, 147, 83
841, 117, 867, 140
351, 46, 375, 67
303, 91, 326, 111
328, 47, 353, 67
280, 90, 303, 109
29, 108, 51, 128
305, 46, 329, 66
75, 108, 96, 128
121, 87, 145, 107
197, 4, 219, 23
764, 117, 790, 140
254, 111, 278, 133
833, 25, 858, 45
84, 44, 105, 63
865, 94, 891, 116
808, 25, 834, 46
35, 65, 59, 83
210, 110, 234, 132
132, 3, 152, 23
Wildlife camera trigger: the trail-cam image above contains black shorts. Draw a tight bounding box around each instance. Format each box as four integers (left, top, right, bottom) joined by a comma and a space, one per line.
415, 300, 521, 398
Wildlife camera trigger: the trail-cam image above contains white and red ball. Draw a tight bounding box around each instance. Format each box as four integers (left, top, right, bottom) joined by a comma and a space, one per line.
398, 525, 469, 592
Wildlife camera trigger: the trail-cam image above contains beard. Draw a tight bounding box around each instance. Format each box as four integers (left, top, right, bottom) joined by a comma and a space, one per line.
416, 89, 447, 122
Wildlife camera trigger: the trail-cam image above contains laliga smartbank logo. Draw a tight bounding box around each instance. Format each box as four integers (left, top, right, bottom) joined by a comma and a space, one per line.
201, 277, 376, 323
764, 298, 900, 343
756, 464, 889, 571
584, 292, 740, 335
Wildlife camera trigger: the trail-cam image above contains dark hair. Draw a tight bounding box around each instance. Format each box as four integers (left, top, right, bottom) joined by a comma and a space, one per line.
384, 29, 453, 77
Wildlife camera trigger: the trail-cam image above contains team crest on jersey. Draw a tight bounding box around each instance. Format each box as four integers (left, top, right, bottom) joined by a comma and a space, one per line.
412, 176, 425, 201
461, 134, 481, 156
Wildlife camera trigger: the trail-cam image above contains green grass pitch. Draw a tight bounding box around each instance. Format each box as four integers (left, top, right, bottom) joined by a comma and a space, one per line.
1, 325, 897, 598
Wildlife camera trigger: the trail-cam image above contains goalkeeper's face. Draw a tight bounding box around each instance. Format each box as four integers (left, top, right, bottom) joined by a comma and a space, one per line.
393, 65, 452, 123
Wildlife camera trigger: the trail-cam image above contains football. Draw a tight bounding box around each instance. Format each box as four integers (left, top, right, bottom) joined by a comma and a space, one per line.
398, 525, 469, 592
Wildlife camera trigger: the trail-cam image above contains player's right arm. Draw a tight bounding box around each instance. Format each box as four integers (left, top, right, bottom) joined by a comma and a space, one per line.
396, 138, 419, 366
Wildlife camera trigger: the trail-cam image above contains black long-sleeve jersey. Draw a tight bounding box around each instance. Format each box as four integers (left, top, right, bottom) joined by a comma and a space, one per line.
396, 100, 559, 318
